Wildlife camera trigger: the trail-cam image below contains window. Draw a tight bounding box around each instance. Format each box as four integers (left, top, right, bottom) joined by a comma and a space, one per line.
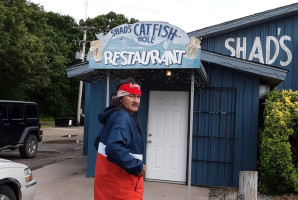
26, 104, 38, 119
12, 104, 23, 119
0, 104, 8, 120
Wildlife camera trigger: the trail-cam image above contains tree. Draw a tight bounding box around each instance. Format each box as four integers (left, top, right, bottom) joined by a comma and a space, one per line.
82, 11, 138, 50
0, 1, 138, 118
0, 0, 80, 117
0, 0, 52, 100
37, 11, 81, 117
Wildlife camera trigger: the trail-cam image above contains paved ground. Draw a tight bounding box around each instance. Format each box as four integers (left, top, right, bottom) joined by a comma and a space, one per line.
33, 155, 210, 200
29, 127, 298, 200
31, 127, 210, 200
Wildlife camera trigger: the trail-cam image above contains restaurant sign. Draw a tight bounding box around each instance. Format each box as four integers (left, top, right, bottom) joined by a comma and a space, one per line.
89, 21, 201, 69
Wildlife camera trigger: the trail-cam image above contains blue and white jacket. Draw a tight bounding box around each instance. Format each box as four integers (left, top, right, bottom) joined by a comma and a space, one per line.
94, 106, 144, 175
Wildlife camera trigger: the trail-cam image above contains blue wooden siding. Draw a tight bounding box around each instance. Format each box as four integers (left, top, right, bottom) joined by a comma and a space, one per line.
192, 87, 236, 186
192, 64, 259, 187
86, 77, 107, 177
201, 14, 298, 90
83, 83, 90, 156
84, 68, 259, 188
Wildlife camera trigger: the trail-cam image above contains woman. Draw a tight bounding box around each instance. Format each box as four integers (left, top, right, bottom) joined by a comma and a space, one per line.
94, 79, 145, 200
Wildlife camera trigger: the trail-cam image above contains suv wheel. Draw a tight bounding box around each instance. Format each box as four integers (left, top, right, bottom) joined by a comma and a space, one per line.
0, 185, 16, 200
19, 134, 38, 158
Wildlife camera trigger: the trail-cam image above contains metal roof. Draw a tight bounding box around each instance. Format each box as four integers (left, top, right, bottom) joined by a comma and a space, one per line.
188, 3, 298, 39
201, 50, 288, 88
66, 62, 95, 82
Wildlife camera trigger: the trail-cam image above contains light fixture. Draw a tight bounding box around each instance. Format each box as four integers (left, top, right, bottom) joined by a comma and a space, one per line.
259, 84, 270, 99
166, 70, 172, 76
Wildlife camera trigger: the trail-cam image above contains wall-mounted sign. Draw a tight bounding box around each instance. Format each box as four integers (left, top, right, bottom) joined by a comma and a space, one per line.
89, 21, 201, 69
224, 28, 292, 67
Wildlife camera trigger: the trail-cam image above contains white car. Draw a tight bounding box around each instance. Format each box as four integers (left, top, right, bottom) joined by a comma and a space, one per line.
0, 159, 36, 200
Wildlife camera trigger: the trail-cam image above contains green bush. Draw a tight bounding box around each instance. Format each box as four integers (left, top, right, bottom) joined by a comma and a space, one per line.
259, 89, 298, 194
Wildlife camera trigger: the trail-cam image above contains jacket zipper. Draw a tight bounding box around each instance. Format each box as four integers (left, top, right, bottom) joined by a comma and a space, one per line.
135, 177, 140, 191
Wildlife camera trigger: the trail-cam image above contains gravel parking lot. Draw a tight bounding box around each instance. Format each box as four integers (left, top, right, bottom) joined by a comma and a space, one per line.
0, 127, 84, 170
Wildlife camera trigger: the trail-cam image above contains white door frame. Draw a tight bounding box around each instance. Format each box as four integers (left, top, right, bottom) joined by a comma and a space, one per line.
145, 90, 189, 183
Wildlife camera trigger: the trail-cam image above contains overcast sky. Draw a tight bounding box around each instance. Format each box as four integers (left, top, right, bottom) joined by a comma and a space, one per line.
30, 0, 298, 33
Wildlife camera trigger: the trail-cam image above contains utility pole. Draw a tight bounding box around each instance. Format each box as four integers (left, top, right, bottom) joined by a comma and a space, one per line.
73, 0, 95, 126
73, 26, 95, 126
77, 27, 85, 126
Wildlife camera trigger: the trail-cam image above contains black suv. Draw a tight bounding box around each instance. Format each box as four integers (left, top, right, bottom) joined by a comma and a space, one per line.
0, 100, 43, 158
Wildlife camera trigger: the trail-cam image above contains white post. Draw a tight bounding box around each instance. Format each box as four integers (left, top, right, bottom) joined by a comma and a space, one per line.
239, 171, 258, 200
76, 80, 83, 125
187, 71, 195, 200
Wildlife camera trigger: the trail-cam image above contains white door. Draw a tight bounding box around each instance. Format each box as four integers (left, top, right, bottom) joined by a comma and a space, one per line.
146, 91, 189, 183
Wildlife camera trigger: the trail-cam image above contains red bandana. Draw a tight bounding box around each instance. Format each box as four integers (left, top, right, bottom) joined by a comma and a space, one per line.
117, 83, 141, 98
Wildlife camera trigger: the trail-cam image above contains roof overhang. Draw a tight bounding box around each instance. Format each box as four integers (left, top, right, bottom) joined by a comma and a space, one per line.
66, 61, 209, 86
201, 50, 288, 88
188, 3, 298, 39
66, 62, 95, 82
197, 62, 208, 84
67, 51, 287, 89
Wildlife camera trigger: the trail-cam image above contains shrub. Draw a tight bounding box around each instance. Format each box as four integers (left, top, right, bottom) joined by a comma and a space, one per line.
259, 89, 298, 194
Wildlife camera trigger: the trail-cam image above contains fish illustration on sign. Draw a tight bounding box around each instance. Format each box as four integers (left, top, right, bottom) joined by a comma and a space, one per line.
93, 21, 190, 53
89, 21, 201, 68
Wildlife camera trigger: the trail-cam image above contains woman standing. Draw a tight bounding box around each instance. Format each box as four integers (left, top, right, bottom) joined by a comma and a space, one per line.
94, 79, 145, 200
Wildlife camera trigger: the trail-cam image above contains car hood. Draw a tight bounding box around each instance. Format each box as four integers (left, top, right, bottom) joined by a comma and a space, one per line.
0, 158, 27, 169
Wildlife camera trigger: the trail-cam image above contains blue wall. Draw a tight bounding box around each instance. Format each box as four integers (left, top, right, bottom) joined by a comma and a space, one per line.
201, 14, 298, 90
192, 64, 260, 187
84, 68, 259, 189
86, 77, 107, 177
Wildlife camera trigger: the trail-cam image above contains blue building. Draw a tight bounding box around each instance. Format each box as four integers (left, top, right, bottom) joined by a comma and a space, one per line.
67, 3, 297, 188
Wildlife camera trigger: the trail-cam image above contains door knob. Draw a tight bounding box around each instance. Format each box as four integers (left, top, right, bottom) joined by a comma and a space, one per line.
147, 140, 152, 143
148, 133, 152, 137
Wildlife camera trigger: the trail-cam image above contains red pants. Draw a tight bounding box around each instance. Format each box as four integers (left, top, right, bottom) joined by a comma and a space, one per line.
94, 153, 144, 200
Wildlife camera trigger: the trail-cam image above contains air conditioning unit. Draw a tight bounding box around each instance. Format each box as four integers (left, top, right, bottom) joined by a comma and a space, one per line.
75, 51, 84, 60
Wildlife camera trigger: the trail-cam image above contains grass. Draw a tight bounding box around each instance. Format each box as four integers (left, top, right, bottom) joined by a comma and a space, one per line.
41, 123, 55, 128
39, 115, 55, 128
40, 115, 55, 122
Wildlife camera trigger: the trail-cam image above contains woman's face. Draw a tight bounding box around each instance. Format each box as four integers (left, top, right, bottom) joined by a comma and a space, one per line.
121, 94, 141, 113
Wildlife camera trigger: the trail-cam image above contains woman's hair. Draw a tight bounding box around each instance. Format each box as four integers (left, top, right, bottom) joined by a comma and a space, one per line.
112, 78, 137, 110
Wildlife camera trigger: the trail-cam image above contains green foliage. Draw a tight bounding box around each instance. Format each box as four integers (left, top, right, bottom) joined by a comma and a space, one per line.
0, 1, 137, 118
84, 11, 138, 35
0, 0, 80, 117
36, 11, 81, 117
0, 0, 51, 99
259, 89, 298, 194
83, 11, 138, 49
